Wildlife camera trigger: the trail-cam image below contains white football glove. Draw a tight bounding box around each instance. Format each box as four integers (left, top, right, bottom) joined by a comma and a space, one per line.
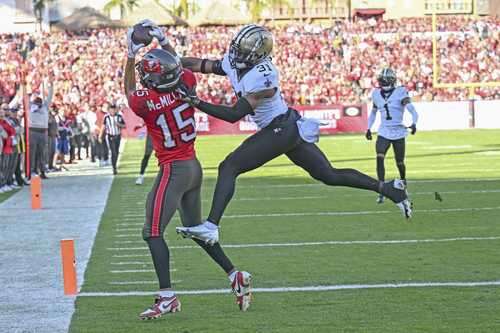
126, 28, 145, 58
139, 19, 169, 46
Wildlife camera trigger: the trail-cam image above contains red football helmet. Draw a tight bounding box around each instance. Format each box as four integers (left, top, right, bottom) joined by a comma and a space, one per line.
136, 49, 182, 92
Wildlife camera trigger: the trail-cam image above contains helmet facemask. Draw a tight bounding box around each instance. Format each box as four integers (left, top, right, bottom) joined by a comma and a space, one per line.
137, 50, 182, 93
377, 68, 397, 91
229, 25, 273, 70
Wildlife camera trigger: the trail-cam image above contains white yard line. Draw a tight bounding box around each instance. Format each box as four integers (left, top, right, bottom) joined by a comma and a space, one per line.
110, 261, 174, 265
112, 254, 152, 258
217, 206, 500, 219
116, 205, 500, 220
115, 228, 141, 232
106, 236, 500, 251
113, 189, 500, 209
109, 280, 182, 285
78, 280, 500, 297
229, 178, 500, 188
112, 269, 175, 273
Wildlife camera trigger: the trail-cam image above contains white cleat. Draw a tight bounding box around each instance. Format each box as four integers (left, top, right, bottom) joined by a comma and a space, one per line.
376, 194, 384, 204
135, 175, 144, 185
176, 221, 219, 245
397, 199, 413, 219
139, 295, 181, 320
230, 271, 252, 312
382, 179, 413, 219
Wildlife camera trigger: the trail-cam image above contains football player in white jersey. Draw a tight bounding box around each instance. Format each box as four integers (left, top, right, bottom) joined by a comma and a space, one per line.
172, 25, 412, 244
365, 68, 419, 204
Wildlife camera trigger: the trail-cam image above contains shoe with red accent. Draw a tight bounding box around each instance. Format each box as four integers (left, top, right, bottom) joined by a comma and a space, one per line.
139, 295, 181, 320
230, 271, 252, 311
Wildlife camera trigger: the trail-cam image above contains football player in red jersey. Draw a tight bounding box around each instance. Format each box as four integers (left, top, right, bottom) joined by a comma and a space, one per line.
124, 20, 252, 319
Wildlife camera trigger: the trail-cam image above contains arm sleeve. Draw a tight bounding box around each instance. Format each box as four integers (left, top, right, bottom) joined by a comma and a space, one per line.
196, 98, 255, 123
367, 109, 377, 130
212, 60, 226, 76
405, 103, 418, 125
45, 84, 54, 106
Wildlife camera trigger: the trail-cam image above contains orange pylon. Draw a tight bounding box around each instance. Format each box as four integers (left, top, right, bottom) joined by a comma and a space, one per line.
60, 239, 77, 295
31, 175, 41, 209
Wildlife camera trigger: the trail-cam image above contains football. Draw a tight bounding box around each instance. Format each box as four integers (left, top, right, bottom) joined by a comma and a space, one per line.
131, 23, 153, 46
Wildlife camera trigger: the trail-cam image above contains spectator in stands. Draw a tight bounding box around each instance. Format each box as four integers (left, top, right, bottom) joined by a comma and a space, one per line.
47, 107, 59, 171
54, 107, 71, 167
9, 107, 26, 186
82, 104, 98, 163
0, 104, 16, 192
28, 79, 53, 179
0, 111, 6, 192
80, 107, 91, 160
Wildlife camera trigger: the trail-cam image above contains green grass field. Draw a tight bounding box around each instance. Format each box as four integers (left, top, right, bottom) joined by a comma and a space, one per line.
70, 130, 500, 333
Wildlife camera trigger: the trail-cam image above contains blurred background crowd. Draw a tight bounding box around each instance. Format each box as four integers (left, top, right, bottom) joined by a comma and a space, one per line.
0, 11, 499, 191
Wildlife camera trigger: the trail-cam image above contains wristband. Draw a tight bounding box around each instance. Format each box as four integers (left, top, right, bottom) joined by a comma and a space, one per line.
201, 59, 208, 73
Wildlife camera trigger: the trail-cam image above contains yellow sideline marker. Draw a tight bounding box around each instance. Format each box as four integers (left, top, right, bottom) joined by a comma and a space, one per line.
61, 239, 77, 295
31, 175, 42, 210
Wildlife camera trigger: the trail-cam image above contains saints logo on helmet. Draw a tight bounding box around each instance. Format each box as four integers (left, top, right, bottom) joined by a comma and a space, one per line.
137, 49, 182, 92
377, 68, 397, 91
229, 24, 273, 70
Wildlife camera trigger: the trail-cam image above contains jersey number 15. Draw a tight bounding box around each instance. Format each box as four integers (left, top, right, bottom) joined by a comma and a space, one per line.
156, 103, 196, 148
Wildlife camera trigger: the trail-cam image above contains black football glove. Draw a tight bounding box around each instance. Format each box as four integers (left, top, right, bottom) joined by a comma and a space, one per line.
410, 124, 417, 135
176, 83, 200, 106
365, 129, 372, 141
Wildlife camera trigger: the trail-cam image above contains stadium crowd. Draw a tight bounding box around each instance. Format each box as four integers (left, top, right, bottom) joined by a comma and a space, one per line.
0, 15, 499, 189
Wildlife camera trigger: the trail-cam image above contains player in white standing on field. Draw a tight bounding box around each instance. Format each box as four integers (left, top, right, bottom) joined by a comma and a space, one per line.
365, 68, 419, 204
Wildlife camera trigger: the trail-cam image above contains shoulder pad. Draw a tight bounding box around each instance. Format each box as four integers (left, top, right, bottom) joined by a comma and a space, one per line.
243, 62, 278, 93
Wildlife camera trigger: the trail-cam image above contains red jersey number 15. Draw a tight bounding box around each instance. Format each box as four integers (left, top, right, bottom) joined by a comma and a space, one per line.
155, 103, 196, 148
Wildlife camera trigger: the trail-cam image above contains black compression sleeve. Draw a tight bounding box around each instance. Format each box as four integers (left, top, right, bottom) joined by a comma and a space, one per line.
212, 60, 226, 76
200, 59, 208, 73
197, 98, 254, 123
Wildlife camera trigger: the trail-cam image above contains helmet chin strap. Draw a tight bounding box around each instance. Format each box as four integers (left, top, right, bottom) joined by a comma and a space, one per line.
382, 85, 394, 91
235, 62, 248, 69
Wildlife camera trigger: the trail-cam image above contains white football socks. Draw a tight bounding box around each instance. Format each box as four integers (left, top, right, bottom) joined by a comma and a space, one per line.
228, 271, 237, 282
159, 290, 175, 298
204, 221, 218, 230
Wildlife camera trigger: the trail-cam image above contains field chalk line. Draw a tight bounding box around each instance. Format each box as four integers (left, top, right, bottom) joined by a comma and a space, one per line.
114, 205, 500, 223
106, 236, 500, 251
78, 280, 500, 297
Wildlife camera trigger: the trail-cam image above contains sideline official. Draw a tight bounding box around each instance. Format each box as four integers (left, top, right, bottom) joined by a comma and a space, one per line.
101, 104, 125, 175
